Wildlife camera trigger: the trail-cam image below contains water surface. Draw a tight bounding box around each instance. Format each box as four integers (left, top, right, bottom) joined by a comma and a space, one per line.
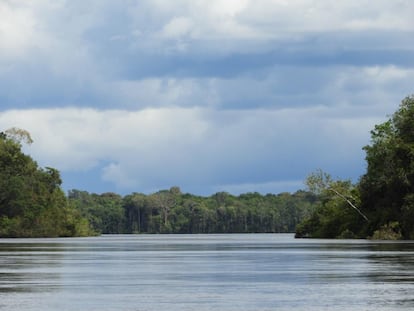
1, 234, 413, 310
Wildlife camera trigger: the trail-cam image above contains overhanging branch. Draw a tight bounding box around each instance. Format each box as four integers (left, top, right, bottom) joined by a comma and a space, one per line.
328, 188, 369, 222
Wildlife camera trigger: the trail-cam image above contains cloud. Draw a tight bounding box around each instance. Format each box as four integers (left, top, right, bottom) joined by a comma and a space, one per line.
112, 65, 414, 112
160, 17, 194, 39
0, 105, 383, 194
238, 0, 413, 33
0, 0, 412, 195
145, 0, 414, 41
0, 1, 412, 110
0, 1, 47, 59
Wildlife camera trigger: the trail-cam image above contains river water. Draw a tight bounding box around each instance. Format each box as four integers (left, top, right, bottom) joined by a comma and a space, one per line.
0, 234, 413, 310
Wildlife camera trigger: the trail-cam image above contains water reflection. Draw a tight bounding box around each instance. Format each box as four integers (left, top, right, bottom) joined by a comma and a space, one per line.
0, 242, 64, 293
0, 235, 413, 310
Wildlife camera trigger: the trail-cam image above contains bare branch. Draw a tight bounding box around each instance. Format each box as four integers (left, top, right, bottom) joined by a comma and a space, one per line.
328, 188, 369, 222
4, 127, 33, 145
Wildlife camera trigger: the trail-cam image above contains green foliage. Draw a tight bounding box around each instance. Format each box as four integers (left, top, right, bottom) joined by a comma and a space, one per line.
359, 95, 414, 239
371, 221, 402, 240
296, 95, 414, 240
67, 190, 123, 234
296, 170, 367, 238
0, 128, 92, 237
68, 188, 318, 234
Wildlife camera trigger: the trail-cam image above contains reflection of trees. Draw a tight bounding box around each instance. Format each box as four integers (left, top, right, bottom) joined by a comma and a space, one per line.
0, 241, 63, 293
366, 242, 414, 283
299, 241, 414, 285
361, 242, 414, 308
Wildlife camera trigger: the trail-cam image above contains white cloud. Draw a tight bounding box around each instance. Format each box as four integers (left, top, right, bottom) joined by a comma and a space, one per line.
0, 0, 412, 195
2, 0, 412, 59
138, 0, 414, 42
102, 162, 137, 189
118, 0, 414, 46
0, 107, 209, 169
160, 17, 194, 39
362, 66, 411, 84
0, 1, 39, 58
208, 0, 249, 17
112, 78, 212, 107
0, 105, 381, 194
238, 0, 414, 34
325, 66, 414, 117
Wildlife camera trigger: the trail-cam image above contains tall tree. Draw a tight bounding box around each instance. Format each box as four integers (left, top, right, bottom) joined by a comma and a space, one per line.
295, 95, 414, 239
295, 170, 364, 238
359, 95, 414, 239
0, 128, 91, 237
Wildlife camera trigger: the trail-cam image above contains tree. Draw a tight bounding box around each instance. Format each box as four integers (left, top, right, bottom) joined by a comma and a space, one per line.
296, 95, 414, 239
0, 128, 91, 237
123, 193, 147, 233
68, 191, 124, 234
359, 95, 414, 239
70, 186, 317, 235
4, 127, 33, 145
295, 170, 366, 238
148, 187, 181, 233
307, 169, 368, 222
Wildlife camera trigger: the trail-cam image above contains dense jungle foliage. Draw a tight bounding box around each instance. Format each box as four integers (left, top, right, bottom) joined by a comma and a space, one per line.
0, 128, 92, 237
296, 95, 414, 240
67, 188, 317, 234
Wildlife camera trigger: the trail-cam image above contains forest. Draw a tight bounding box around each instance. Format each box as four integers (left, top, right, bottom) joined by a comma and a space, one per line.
1, 95, 414, 239
68, 188, 317, 235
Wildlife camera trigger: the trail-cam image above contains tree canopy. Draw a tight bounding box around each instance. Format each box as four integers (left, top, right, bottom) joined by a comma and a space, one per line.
359, 95, 414, 239
296, 95, 414, 239
0, 128, 91, 237
68, 188, 317, 235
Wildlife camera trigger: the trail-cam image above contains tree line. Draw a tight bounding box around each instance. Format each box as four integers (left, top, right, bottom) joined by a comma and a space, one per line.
67, 188, 317, 235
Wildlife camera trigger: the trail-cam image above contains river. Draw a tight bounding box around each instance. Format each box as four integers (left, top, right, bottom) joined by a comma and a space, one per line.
0, 234, 413, 310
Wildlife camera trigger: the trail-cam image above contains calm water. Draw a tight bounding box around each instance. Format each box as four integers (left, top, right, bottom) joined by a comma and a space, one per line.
0, 234, 413, 311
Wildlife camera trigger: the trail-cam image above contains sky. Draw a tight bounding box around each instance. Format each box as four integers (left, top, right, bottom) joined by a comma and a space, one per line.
0, 0, 413, 196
